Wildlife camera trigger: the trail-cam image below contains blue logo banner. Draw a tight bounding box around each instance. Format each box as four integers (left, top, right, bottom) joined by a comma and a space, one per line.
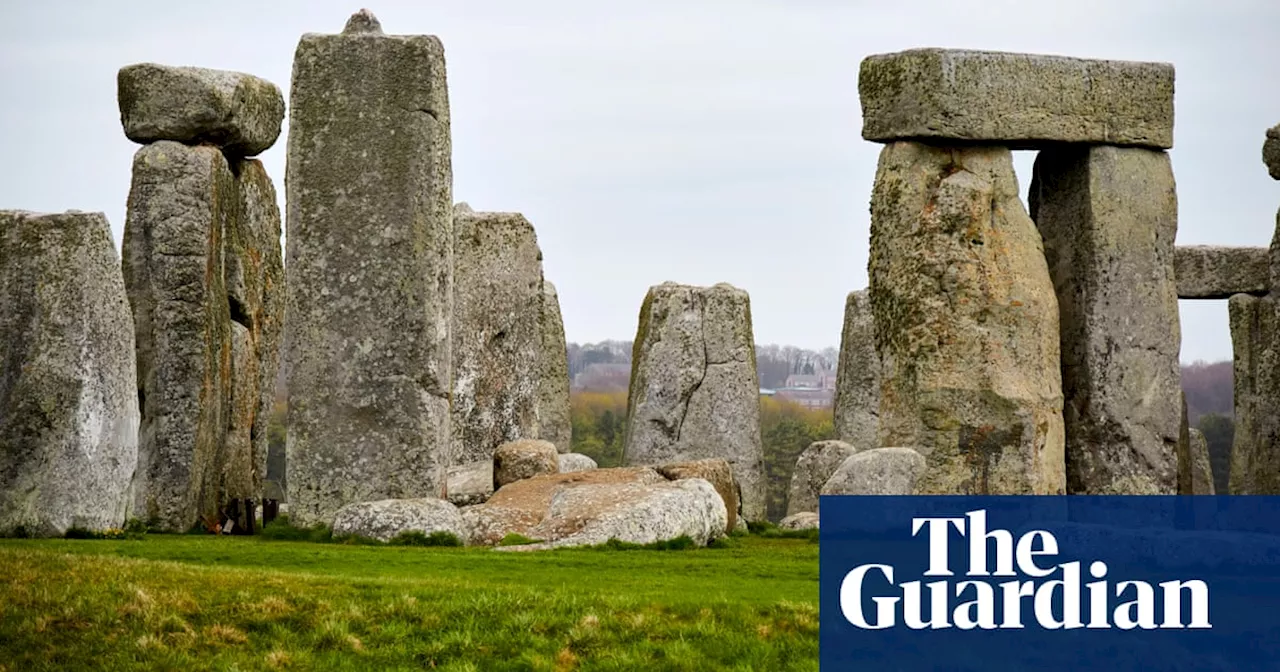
819, 496, 1280, 671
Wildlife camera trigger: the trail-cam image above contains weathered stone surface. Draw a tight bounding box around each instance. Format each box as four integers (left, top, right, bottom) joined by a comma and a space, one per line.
451, 210, 544, 465
558, 453, 598, 473
859, 49, 1174, 149
1173, 246, 1269, 299
534, 281, 572, 453
1264, 124, 1280, 181
833, 290, 880, 451
786, 440, 859, 517
331, 498, 465, 543
1187, 428, 1216, 495
0, 211, 139, 537
623, 282, 766, 520
117, 63, 285, 156
461, 467, 667, 545
1031, 146, 1181, 495
656, 458, 741, 533
820, 447, 927, 496
446, 460, 492, 507
222, 158, 284, 503
1229, 294, 1280, 494
779, 512, 819, 531
285, 12, 453, 526
490, 478, 727, 551
493, 439, 559, 490
870, 142, 1065, 494
123, 141, 234, 531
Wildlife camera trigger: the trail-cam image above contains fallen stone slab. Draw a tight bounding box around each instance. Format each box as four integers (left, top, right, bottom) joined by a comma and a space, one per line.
331, 498, 465, 543
859, 48, 1174, 149
557, 453, 598, 473
491, 478, 726, 551
787, 440, 859, 517
656, 458, 741, 533
779, 512, 819, 531
117, 63, 285, 156
833, 290, 879, 452
446, 460, 493, 507
1174, 245, 1269, 299
0, 210, 139, 537
493, 439, 559, 490
462, 467, 666, 545
821, 447, 927, 496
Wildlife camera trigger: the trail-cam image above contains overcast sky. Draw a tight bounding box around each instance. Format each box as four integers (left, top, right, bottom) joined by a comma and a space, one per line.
2, 1, 1277, 363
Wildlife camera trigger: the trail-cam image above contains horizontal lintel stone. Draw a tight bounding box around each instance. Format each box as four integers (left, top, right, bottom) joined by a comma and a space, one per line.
859, 48, 1174, 149
1174, 245, 1269, 299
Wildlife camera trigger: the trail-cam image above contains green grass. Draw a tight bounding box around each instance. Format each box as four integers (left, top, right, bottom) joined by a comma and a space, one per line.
0, 533, 818, 670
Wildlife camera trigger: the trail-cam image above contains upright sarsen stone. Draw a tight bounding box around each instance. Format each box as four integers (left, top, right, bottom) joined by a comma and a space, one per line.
285, 12, 453, 525
0, 211, 139, 537
1030, 146, 1181, 494
1229, 293, 1280, 494
223, 159, 284, 502
623, 283, 766, 520
534, 281, 572, 453
123, 141, 234, 531
869, 142, 1065, 495
833, 290, 880, 451
451, 210, 544, 465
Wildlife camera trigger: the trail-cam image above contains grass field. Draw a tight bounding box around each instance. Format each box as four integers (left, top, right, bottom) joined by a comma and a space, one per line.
0, 532, 818, 671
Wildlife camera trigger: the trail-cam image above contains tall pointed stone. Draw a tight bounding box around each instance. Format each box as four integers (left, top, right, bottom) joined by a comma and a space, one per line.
623, 282, 766, 520
123, 141, 235, 531
450, 210, 544, 465
0, 211, 139, 537
869, 142, 1065, 494
535, 280, 572, 453
285, 11, 453, 525
833, 290, 879, 451
1029, 146, 1181, 494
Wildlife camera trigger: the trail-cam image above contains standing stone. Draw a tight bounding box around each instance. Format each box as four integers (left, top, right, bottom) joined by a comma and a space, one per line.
833, 290, 879, 451
1186, 428, 1216, 495
451, 210, 544, 465
285, 11, 453, 525
869, 142, 1065, 494
623, 282, 766, 520
0, 211, 139, 537
786, 440, 859, 517
221, 158, 284, 504
1030, 146, 1181, 494
123, 141, 234, 531
534, 281, 572, 453
1229, 293, 1280, 494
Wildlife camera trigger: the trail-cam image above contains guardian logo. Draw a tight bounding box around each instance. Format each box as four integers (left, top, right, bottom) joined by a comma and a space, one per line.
818, 496, 1280, 671
839, 510, 1210, 631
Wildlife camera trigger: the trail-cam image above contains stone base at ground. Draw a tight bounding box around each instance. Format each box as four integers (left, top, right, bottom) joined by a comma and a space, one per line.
446, 461, 493, 507
787, 440, 859, 516
330, 498, 466, 543
493, 439, 559, 490
462, 467, 727, 549
557, 453, 598, 473
655, 458, 741, 533
821, 447, 927, 496
779, 512, 819, 531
